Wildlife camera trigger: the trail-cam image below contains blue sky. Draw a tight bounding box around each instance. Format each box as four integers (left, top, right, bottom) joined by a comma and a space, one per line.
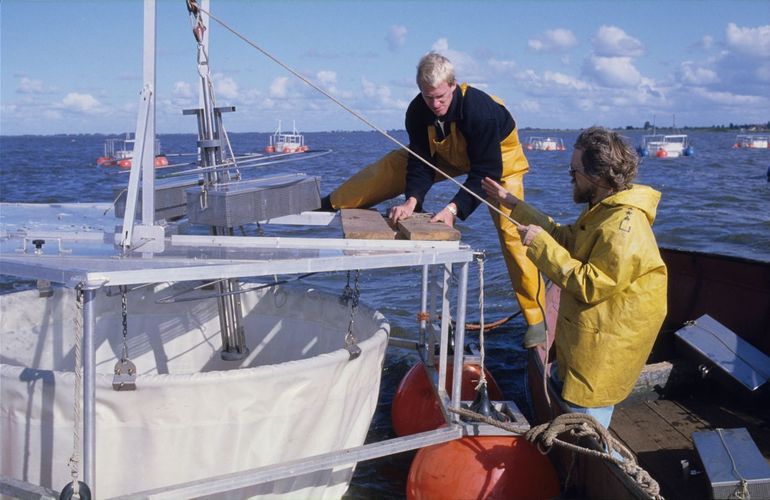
1, 1, 769, 135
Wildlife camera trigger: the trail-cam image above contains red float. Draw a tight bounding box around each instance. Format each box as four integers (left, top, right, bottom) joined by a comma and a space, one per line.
154, 155, 169, 167
407, 435, 561, 500
391, 361, 504, 437
655, 148, 668, 158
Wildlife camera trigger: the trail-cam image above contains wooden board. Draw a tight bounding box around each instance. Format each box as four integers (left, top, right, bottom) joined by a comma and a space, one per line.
340, 209, 395, 240
396, 213, 461, 241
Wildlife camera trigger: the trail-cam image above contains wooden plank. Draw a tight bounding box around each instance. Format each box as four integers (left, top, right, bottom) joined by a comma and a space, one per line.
340, 208, 395, 240
396, 213, 461, 241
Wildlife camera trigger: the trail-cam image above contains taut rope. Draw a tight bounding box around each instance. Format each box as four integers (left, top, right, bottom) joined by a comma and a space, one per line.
188, 1, 524, 230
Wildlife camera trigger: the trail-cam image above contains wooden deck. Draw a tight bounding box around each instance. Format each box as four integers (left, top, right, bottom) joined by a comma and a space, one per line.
611, 381, 770, 500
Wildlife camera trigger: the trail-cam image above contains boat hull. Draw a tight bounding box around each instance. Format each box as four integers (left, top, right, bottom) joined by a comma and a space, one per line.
1, 282, 389, 498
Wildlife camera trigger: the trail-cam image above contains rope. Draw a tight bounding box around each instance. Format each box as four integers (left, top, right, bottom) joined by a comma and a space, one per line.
66, 287, 84, 498
476, 256, 487, 388
717, 428, 751, 500
450, 310, 521, 331
193, 3, 524, 230
524, 413, 664, 500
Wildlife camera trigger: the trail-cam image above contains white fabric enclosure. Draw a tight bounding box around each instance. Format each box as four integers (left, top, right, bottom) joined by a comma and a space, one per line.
1, 282, 389, 498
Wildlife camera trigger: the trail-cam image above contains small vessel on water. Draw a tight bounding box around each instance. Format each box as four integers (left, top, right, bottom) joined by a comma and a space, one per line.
525, 136, 566, 151
529, 248, 770, 499
733, 134, 770, 149
96, 133, 169, 168
637, 133, 695, 158
264, 120, 309, 153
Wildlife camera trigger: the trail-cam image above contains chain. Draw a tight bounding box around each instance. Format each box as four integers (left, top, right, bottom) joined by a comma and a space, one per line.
120, 286, 129, 361
344, 270, 362, 360
340, 270, 354, 304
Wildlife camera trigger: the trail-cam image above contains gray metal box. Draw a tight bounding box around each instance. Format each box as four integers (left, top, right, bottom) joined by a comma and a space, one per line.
693, 428, 770, 499
114, 178, 201, 222
186, 173, 321, 228
674, 314, 770, 391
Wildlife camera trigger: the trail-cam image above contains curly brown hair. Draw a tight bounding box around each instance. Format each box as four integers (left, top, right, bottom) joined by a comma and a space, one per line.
574, 126, 639, 191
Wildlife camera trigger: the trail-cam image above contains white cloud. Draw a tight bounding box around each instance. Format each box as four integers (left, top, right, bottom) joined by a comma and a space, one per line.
487, 58, 517, 75
59, 93, 104, 114
543, 71, 590, 91
173, 81, 193, 98
429, 38, 481, 81
701, 35, 715, 50
214, 75, 239, 100
583, 56, 641, 87
679, 62, 719, 85
691, 87, 767, 106
592, 26, 644, 57
269, 77, 289, 98
317, 70, 337, 86
387, 25, 407, 52
725, 23, 770, 58
17, 77, 50, 94
528, 28, 577, 52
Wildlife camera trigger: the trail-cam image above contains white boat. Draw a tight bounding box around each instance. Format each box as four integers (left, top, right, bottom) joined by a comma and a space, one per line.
525, 136, 565, 151
96, 133, 168, 168
733, 134, 770, 149
265, 120, 308, 153
0, 2, 484, 498
637, 133, 695, 158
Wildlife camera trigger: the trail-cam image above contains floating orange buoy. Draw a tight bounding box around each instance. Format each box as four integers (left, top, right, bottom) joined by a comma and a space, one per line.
655, 148, 668, 158
407, 435, 561, 500
118, 159, 132, 169
391, 361, 504, 437
154, 155, 169, 167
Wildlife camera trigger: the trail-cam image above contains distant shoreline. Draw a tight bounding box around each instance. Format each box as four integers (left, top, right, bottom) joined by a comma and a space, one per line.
2, 124, 768, 138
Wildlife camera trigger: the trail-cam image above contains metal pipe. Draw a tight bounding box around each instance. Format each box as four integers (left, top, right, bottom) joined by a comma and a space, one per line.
82, 286, 97, 493
451, 262, 470, 421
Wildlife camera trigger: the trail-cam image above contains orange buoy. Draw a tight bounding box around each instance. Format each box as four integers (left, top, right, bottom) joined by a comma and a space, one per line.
391, 361, 504, 437
117, 158, 132, 169
154, 155, 169, 167
96, 156, 110, 166
407, 435, 561, 500
264, 145, 275, 153
655, 148, 667, 158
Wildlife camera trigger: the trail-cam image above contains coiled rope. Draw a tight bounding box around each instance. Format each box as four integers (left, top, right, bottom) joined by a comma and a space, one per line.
449, 406, 664, 500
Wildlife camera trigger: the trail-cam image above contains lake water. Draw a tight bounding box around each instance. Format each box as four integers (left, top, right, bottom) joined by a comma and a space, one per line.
1, 130, 769, 497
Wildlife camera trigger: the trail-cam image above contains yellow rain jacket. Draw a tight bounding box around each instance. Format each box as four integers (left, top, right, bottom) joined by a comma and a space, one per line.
511, 185, 668, 407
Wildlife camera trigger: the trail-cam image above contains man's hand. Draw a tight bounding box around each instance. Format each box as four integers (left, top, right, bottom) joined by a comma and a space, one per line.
481, 177, 518, 210
389, 197, 418, 223
517, 224, 543, 246
430, 204, 456, 227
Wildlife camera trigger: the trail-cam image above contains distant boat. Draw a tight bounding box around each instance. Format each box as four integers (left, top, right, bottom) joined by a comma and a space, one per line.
96, 133, 169, 168
732, 134, 769, 149
525, 136, 566, 152
637, 134, 695, 158
264, 120, 309, 153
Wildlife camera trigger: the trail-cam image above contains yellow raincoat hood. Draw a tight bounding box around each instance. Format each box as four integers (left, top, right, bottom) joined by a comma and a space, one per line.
513, 185, 668, 407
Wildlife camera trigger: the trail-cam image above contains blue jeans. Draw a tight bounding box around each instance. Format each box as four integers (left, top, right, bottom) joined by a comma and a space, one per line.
549, 363, 615, 429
